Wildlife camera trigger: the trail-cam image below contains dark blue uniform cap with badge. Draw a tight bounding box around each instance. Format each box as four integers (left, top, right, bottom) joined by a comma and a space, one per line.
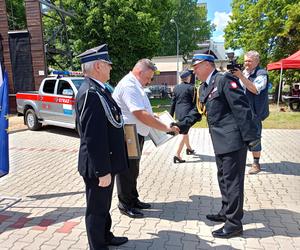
192, 54, 215, 66
77, 44, 112, 64
180, 70, 192, 79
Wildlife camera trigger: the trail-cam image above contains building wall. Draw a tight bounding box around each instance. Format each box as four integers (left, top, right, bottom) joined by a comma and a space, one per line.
0, 0, 15, 112
151, 55, 183, 87
25, 0, 46, 91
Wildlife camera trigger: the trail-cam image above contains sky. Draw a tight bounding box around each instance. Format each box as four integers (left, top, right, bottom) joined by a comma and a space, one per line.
198, 0, 232, 43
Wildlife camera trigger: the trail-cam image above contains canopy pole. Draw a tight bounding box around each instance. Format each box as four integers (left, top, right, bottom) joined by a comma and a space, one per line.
277, 63, 283, 110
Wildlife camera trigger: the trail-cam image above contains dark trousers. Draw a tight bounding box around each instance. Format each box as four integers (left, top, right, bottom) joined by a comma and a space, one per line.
215, 146, 247, 230
84, 176, 115, 250
116, 135, 144, 207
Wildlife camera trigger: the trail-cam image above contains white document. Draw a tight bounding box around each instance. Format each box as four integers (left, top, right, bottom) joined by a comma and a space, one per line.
149, 111, 177, 147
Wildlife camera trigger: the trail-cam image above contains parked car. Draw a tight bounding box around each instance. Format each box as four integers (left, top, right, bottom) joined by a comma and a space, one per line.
144, 87, 153, 98
16, 75, 84, 130
148, 85, 172, 98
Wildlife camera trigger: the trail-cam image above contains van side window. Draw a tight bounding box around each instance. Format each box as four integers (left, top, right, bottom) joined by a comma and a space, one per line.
43, 80, 56, 94
57, 80, 72, 95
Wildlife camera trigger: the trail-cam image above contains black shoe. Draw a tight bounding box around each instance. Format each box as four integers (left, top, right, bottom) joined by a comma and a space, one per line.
186, 148, 195, 155
107, 236, 128, 246
173, 156, 185, 163
118, 206, 144, 218
212, 226, 243, 238
135, 199, 151, 209
206, 214, 227, 222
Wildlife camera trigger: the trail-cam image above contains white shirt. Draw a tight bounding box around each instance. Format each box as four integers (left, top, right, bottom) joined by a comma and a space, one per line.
240, 69, 267, 94
112, 72, 153, 136
205, 70, 215, 86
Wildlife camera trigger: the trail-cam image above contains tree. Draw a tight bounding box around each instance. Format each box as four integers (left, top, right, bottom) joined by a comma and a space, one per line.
57, 0, 161, 83
158, 0, 212, 62
6, 0, 26, 30
48, 0, 213, 82
224, 0, 300, 66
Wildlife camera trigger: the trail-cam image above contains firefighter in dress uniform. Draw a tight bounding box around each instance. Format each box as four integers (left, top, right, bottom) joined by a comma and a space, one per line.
174, 54, 260, 238
75, 44, 128, 250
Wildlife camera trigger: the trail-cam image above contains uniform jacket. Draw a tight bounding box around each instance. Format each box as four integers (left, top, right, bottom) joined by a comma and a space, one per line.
201, 70, 259, 155
245, 66, 269, 121
170, 82, 196, 121
75, 77, 128, 179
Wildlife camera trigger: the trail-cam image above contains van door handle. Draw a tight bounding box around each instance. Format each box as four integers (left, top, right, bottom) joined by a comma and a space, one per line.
39, 96, 43, 101
55, 98, 58, 102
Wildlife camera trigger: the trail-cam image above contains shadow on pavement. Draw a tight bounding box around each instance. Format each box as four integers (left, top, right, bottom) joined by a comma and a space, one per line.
0, 194, 299, 242
39, 125, 79, 138
184, 154, 216, 163
259, 161, 300, 176
27, 191, 85, 200
142, 195, 300, 238
112, 230, 238, 250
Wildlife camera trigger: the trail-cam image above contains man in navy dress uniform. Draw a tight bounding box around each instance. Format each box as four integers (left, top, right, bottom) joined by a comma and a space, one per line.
75, 44, 128, 250
174, 54, 260, 238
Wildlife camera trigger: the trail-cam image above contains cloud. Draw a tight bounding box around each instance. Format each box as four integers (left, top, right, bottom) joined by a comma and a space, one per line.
213, 11, 231, 33
212, 34, 225, 42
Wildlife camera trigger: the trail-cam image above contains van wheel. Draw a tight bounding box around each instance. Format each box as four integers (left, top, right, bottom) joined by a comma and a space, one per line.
25, 109, 42, 130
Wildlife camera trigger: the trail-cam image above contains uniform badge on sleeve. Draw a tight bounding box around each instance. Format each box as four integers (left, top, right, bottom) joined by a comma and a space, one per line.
229, 81, 238, 89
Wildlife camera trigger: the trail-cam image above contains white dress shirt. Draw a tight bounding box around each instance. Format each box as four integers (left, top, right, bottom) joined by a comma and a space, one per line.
113, 72, 153, 136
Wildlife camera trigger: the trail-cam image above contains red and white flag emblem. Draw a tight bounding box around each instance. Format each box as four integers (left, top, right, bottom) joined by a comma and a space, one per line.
229, 81, 238, 89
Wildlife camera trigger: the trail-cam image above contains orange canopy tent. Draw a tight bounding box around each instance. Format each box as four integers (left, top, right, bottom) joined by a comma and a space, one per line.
267, 50, 300, 107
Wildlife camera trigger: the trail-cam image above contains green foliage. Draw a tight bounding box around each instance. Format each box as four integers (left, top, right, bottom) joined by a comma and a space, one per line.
6, 0, 212, 84
158, 0, 213, 61
6, 0, 26, 30
44, 0, 212, 83
224, 0, 300, 67
59, 0, 162, 83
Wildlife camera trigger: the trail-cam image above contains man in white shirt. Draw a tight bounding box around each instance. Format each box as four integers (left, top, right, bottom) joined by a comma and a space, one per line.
113, 59, 179, 218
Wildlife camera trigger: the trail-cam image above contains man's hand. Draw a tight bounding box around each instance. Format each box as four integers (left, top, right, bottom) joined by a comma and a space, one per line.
98, 173, 112, 187
167, 123, 180, 135
231, 68, 243, 79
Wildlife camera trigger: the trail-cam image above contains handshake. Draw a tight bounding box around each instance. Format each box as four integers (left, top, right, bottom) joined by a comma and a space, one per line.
166, 122, 180, 136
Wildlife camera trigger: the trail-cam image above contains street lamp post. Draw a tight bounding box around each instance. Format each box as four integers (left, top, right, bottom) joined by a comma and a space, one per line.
170, 18, 179, 85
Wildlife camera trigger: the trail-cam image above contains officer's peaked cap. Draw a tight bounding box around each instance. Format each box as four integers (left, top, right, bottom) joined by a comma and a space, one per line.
192, 54, 215, 66
77, 44, 112, 64
180, 70, 192, 79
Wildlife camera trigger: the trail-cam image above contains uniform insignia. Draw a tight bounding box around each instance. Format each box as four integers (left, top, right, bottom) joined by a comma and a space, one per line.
211, 87, 218, 93
229, 81, 238, 89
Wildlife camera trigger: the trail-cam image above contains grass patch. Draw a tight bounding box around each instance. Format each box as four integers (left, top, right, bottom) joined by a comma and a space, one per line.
151, 99, 300, 129
150, 98, 172, 113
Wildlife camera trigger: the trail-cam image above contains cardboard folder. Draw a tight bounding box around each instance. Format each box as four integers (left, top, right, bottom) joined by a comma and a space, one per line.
124, 124, 141, 159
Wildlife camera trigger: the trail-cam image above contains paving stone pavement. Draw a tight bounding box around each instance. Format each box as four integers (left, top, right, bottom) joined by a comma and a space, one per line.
0, 125, 299, 250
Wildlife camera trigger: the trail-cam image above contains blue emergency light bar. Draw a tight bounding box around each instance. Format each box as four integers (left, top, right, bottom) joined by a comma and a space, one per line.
51, 70, 83, 76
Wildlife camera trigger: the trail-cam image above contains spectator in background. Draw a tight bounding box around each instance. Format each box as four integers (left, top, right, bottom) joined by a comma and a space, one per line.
232, 50, 269, 174
170, 70, 196, 163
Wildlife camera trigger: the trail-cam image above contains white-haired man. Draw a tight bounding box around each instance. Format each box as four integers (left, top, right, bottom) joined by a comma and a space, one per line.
75, 44, 128, 250
232, 51, 269, 174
